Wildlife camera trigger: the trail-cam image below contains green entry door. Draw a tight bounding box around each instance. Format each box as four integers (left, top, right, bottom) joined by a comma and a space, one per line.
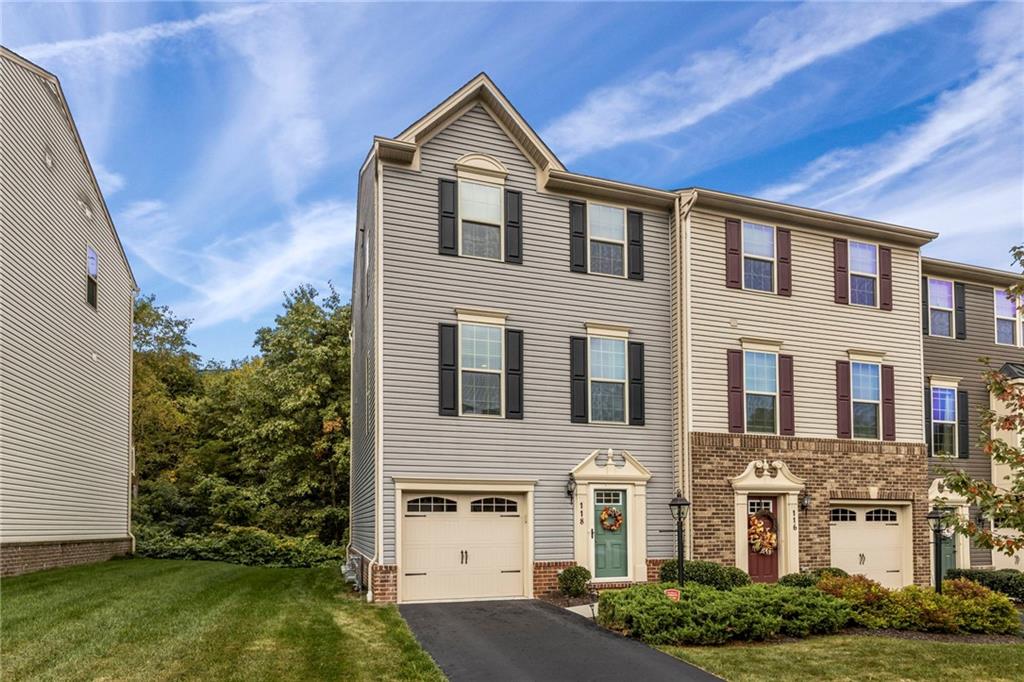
940, 532, 957, 579
594, 489, 628, 578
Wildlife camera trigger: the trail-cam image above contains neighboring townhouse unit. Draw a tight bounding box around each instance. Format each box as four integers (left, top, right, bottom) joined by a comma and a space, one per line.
0, 47, 136, 576
921, 257, 1024, 572
676, 190, 936, 588
349, 74, 680, 602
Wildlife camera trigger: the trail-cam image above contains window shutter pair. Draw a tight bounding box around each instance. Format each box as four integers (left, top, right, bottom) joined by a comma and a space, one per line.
568, 201, 644, 280
726, 350, 794, 435
835, 360, 895, 440
724, 218, 790, 295
438, 324, 523, 418
569, 337, 645, 425
833, 238, 893, 309
437, 179, 522, 263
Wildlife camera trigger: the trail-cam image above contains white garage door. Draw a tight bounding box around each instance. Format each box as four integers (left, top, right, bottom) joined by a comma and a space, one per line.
829, 505, 906, 588
401, 493, 525, 602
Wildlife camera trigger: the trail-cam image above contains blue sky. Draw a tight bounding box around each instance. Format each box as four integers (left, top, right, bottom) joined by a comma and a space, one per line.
4, 2, 1022, 362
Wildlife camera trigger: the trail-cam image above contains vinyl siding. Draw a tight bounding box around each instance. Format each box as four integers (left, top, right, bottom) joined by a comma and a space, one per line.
0, 55, 133, 542
688, 207, 925, 441
923, 278, 1024, 566
349, 158, 378, 558
379, 104, 676, 563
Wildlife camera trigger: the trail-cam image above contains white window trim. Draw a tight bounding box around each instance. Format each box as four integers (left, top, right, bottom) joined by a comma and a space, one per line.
457, 178, 504, 263
586, 201, 627, 279
851, 360, 882, 440
587, 332, 629, 424
848, 240, 880, 308
743, 349, 779, 435
457, 320, 505, 418
993, 287, 1022, 347
740, 221, 777, 294
926, 277, 956, 338
929, 377, 959, 457
85, 244, 98, 311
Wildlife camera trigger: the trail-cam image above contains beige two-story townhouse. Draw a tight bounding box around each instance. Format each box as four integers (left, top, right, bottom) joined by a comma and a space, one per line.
921, 257, 1024, 573
349, 75, 681, 602
1, 47, 136, 576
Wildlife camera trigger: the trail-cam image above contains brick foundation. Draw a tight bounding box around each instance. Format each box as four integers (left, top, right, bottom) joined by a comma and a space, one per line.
646, 557, 671, 582
1, 538, 133, 577
690, 432, 930, 585
533, 560, 575, 595
370, 563, 398, 603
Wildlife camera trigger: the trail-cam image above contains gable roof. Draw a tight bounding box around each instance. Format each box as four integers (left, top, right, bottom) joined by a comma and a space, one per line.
1, 45, 137, 288
922, 256, 1021, 288
1000, 363, 1024, 380
394, 72, 565, 173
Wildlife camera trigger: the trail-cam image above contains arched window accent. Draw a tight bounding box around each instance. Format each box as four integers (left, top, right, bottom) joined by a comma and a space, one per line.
470, 497, 518, 513
830, 508, 857, 522
406, 496, 456, 513
866, 508, 897, 523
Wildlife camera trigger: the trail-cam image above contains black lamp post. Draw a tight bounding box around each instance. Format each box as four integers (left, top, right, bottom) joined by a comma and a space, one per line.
927, 507, 946, 594
669, 491, 691, 584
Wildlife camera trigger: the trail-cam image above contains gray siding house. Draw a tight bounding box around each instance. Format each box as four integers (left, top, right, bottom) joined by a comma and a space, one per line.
0, 47, 136, 576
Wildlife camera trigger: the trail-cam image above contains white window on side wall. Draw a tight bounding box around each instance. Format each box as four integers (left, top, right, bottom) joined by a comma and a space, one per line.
589, 336, 627, 422
86, 246, 98, 309
994, 288, 1020, 346
459, 322, 503, 416
459, 180, 502, 260
588, 204, 625, 277
851, 361, 881, 439
742, 222, 775, 293
928, 278, 954, 337
848, 241, 878, 307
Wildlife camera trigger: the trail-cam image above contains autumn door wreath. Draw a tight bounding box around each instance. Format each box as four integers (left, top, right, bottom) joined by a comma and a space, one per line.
747, 510, 778, 556
600, 506, 624, 532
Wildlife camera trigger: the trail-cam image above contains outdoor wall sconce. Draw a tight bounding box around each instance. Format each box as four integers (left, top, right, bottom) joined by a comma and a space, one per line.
565, 473, 577, 503
800, 493, 812, 511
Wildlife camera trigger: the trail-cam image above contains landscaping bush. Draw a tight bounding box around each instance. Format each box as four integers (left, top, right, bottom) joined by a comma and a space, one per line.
946, 568, 1024, 602
816, 574, 892, 628
658, 560, 752, 590
136, 525, 345, 568
557, 565, 592, 597
778, 567, 848, 588
598, 582, 849, 645
943, 578, 1020, 634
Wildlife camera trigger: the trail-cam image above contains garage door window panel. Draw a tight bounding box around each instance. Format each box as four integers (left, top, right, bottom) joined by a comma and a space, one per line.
406, 497, 457, 513
470, 497, 518, 513
866, 509, 898, 523
830, 508, 856, 522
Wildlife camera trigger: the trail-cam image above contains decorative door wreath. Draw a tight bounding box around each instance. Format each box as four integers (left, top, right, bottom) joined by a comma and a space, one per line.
600, 506, 624, 532
747, 510, 778, 556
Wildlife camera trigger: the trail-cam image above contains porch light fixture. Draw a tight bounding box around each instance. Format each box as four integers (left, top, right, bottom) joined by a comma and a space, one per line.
800, 493, 812, 511
668, 491, 691, 584
565, 473, 577, 503
927, 507, 948, 594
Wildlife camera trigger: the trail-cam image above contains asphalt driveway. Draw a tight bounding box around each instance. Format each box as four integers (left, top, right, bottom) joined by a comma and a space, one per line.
400, 600, 719, 682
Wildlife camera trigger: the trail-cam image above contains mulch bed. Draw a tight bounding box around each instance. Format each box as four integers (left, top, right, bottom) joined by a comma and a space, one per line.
536, 590, 598, 608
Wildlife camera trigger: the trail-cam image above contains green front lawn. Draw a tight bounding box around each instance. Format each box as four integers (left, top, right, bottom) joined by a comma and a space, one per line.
663, 635, 1024, 682
0, 557, 443, 682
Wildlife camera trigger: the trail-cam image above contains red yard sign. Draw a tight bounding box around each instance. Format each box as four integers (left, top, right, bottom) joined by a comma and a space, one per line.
663, 588, 680, 602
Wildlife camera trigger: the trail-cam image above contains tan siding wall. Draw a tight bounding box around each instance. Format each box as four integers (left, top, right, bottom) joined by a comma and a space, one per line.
688, 207, 925, 441
0, 57, 133, 542
349, 159, 378, 558
380, 105, 676, 564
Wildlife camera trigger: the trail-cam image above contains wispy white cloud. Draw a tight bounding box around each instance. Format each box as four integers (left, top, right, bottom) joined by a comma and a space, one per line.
92, 161, 125, 195
543, 2, 954, 162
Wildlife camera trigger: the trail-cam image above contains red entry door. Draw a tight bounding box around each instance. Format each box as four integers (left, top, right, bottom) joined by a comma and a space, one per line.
747, 496, 779, 583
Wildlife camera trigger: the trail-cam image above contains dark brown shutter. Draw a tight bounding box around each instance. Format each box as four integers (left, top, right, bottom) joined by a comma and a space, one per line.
833, 239, 849, 304
627, 210, 644, 280
727, 349, 744, 433
779, 354, 795, 436
438, 179, 458, 256
569, 201, 587, 272
924, 382, 932, 454
570, 336, 588, 423
836, 360, 851, 438
628, 341, 645, 425
881, 365, 896, 441
954, 282, 967, 340
504, 190, 522, 264
725, 218, 741, 289
438, 324, 458, 415
921, 276, 930, 335
777, 228, 792, 297
879, 246, 893, 311
957, 390, 969, 457
505, 329, 523, 419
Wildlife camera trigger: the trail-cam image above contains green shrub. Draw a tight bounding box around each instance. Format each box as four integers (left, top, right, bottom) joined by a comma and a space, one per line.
778, 567, 849, 588
597, 582, 848, 646
557, 565, 592, 597
136, 525, 345, 568
658, 560, 751, 590
946, 568, 1024, 602
659, 560, 681, 583
943, 578, 1021, 634
816, 574, 891, 628
880, 585, 958, 633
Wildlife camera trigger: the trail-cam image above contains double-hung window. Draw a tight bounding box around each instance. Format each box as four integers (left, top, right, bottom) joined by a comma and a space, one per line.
928, 278, 954, 337
995, 288, 1020, 346
588, 204, 625, 277
742, 222, 775, 292
459, 323, 503, 416
848, 241, 878, 307
86, 246, 98, 309
459, 180, 502, 260
930, 385, 957, 456
851, 361, 881, 439
589, 336, 627, 422
744, 351, 778, 433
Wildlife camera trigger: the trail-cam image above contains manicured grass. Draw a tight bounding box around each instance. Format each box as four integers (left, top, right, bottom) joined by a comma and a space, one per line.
0, 557, 443, 682
663, 635, 1024, 682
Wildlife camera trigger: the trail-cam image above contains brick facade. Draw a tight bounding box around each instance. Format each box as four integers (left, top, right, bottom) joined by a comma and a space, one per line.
1, 538, 132, 577
370, 563, 398, 603
646, 557, 671, 582
533, 560, 575, 596
690, 432, 930, 585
